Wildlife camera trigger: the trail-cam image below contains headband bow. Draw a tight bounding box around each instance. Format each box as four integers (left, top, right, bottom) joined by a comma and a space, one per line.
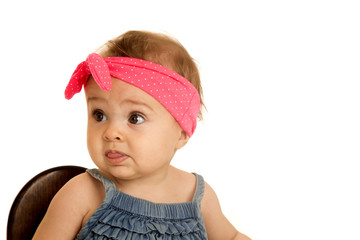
65, 53, 200, 137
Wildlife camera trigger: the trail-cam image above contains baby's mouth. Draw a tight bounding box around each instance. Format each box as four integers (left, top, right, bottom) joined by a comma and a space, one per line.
105, 150, 129, 164
106, 150, 126, 158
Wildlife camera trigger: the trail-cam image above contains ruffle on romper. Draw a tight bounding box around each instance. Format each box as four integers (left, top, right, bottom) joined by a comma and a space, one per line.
76, 169, 207, 240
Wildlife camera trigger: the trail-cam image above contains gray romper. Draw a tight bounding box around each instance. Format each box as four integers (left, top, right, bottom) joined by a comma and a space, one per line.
75, 169, 208, 239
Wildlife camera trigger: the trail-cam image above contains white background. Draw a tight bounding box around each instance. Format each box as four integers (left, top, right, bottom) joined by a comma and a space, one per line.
1, 1, 359, 239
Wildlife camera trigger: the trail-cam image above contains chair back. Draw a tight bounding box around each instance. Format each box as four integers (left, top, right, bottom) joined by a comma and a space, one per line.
7, 165, 86, 240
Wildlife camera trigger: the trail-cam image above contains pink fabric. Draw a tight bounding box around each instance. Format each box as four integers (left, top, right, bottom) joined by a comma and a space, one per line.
65, 53, 200, 137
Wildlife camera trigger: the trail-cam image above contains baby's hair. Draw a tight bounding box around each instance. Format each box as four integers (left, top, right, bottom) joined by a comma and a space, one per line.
97, 30, 205, 120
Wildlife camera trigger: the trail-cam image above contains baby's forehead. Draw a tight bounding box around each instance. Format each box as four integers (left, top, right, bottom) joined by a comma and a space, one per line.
86, 76, 148, 94
85, 77, 161, 106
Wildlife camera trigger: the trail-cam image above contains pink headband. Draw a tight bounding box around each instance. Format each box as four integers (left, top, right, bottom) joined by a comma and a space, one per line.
65, 53, 200, 137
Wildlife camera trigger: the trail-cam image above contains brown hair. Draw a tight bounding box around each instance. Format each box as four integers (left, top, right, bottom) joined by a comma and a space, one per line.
97, 30, 205, 119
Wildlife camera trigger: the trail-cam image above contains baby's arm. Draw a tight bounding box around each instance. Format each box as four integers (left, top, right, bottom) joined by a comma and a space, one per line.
201, 182, 251, 240
32, 173, 95, 240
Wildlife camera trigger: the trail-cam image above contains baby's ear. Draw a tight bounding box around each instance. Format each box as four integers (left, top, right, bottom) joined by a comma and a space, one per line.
176, 130, 190, 150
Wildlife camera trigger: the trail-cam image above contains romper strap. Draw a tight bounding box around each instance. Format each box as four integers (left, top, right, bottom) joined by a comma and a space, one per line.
86, 169, 116, 199
192, 173, 205, 204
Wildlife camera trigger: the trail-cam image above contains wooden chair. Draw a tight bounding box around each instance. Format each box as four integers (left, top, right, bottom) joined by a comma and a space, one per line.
7, 165, 86, 240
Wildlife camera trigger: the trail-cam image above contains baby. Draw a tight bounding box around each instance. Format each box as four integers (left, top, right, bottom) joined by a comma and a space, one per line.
33, 31, 250, 240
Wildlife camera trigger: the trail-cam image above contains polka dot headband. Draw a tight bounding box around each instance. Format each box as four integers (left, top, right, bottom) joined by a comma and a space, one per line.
65, 53, 200, 137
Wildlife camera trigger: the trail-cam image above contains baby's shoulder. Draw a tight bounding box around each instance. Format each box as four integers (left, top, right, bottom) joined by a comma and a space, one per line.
172, 170, 218, 207
64, 172, 104, 195
173, 168, 197, 185
54, 172, 104, 208
168, 167, 197, 202
32, 172, 105, 238
66, 172, 105, 204
56, 172, 105, 224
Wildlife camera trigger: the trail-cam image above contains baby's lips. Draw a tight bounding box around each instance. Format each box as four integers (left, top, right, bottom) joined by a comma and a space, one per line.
105, 150, 127, 159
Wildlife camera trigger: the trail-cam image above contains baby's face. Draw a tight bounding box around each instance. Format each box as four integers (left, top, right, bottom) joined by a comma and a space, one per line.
84, 77, 188, 181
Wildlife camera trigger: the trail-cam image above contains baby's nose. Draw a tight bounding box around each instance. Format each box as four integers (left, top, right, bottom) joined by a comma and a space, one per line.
103, 122, 124, 142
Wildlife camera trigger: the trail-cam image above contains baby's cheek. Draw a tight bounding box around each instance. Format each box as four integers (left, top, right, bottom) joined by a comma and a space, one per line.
137, 143, 171, 164
87, 133, 101, 158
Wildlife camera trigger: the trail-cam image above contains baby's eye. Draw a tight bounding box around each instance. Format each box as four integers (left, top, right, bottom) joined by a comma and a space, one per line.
128, 113, 145, 125
93, 110, 107, 122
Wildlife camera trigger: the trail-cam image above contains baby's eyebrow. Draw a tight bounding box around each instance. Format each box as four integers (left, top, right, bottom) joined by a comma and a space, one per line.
122, 99, 154, 111
86, 96, 154, 111
86, 96, 104, 103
